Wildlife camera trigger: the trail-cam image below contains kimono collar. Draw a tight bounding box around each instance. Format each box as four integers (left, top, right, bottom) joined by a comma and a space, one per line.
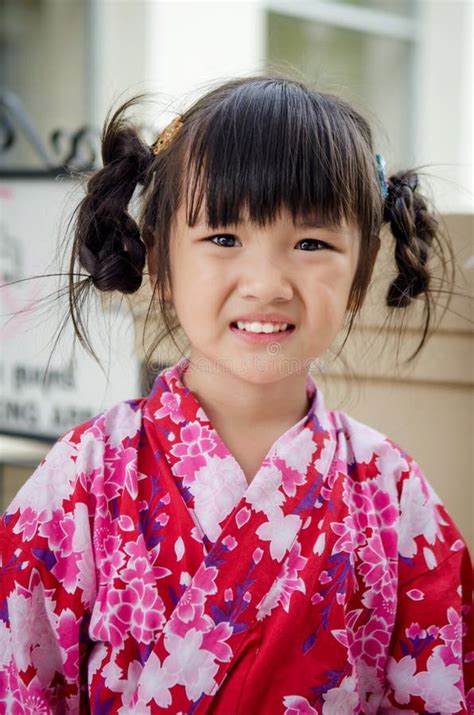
147, 355, 330, 440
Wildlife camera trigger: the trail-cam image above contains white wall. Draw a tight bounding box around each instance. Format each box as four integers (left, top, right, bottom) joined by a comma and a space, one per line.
146, 1, 266, 124
94, 0, 472, 213
415, 0, 473, 213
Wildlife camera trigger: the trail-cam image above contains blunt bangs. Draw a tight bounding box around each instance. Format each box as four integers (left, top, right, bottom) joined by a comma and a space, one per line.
180, 79, 379, 233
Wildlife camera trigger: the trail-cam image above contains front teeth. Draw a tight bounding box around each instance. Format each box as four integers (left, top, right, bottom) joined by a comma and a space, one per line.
236, 321, 289, 333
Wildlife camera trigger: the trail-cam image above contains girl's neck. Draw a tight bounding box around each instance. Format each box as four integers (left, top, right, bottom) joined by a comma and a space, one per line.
181, 358, 311, 432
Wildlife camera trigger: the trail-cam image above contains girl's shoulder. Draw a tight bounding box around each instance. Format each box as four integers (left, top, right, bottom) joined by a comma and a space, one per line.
329, 405, 418, 477
2, 395, 148, 522
328, 405, 470, 565
61, 395, 147, 447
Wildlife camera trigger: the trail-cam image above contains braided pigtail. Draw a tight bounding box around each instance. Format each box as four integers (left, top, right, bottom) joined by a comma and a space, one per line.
68, 96, 153, 355
380, 170, 456, 359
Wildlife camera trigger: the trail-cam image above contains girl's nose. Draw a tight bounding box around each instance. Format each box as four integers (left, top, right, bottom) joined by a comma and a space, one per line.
237, 255, 294, 303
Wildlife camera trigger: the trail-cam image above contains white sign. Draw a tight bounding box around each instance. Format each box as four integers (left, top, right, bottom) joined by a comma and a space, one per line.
0, 178, 140, 440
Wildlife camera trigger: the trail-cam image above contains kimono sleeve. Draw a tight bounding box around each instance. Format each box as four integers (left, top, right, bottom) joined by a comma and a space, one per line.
0, 424, 99, 713
381, 460, 474, 713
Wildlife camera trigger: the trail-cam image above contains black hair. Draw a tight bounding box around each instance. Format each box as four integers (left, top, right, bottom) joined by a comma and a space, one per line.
67, 73, 456, 366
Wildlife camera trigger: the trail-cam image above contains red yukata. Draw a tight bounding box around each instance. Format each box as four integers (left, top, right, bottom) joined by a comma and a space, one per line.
0, 357, 473, 713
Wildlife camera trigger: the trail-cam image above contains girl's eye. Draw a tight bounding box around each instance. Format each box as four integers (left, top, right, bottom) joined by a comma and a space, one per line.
207, 234, 239, 248
296, 239, 331, 251
206, 235, 331, 250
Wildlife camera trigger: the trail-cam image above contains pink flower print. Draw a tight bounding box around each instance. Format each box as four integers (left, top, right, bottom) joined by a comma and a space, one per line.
253, 547, 264, 564
9, 439, 78, 519
236, 507, 251, 528
119, 446, 142, 499
172, 422, 215, 459
343, 481, 376, 533
278, 459, 308, 499
38, 510, 75, 555
201, 620, 233, 661
127, 580, 166, 642
96, 534, 125, 580
283, 695, 317, 714
276, 543, 308, 612
10, 679, 51, 715
91, 580, 165, 648
256, 511, 302, 562
287, 541, 308, 574
450, 538, 465, 552
322, 675, 359, 714
13, 506, 47, 541
0, 670, 19, 714
7, 582, 62, 684
163, 629, 220, 701
103, 446, 139, 501
137, 652, 174, 709
385, 655, 417, 705
398, 473, 440, 559
191, 455, 245, 541
56, 608, 78, 652
51, 552, 81, 592
56, 609, 80, 680
121, 555, 155, 585
246, 464, 285, 516
222, 535, 237, 551
91, 588, 129, 648
103, 401, 141, 448
362, 587, 396, 619
331, 515, 365, 565
194, 565, 218, 595
406, 622, 426, 640
439, 607, 463, 658
406, 588, 424, 601
359, 533, 395, 591
412, 654, 464, 713
154, 391, 185, 424
176, 586, 206, 623
124, 533, 149, 560
92, 510, 115, 547
313, 532, 325, 556
119, 514, 135, 531
351, 615, 391, 667
372, 489, 399, 529
275, 427, 315, 487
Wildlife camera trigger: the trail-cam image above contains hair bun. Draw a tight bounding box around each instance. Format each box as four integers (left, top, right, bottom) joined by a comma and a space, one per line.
78, 213, 146, 293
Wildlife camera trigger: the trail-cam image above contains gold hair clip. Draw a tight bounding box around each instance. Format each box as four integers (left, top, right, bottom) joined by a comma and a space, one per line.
152, 116, 184, 156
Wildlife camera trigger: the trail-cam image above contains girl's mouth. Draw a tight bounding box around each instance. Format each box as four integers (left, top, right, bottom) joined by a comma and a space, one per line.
229, 322, 295, 344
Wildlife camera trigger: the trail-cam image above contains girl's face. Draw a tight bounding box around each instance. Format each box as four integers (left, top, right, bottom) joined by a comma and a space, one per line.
168, 201, 360, 384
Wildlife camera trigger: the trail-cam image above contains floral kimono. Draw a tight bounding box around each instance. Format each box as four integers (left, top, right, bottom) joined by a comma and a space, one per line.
0, 357, 472, 714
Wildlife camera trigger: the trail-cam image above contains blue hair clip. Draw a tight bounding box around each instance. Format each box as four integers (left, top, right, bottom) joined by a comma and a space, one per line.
375, 153, 389, 199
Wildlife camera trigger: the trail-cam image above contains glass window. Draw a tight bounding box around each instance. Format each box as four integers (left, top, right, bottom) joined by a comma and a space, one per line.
0, 0, 89, 171
266, 9, 415, 167
328, 0, 416, 18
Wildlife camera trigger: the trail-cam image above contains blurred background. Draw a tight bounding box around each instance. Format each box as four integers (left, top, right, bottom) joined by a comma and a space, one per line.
0, 0, 472, 548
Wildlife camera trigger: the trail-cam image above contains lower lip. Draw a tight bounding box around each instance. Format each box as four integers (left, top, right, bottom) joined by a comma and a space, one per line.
229, 324, 295, 344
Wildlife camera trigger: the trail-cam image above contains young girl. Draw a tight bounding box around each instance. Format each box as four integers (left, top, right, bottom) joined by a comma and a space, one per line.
0, 75, 472, 713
